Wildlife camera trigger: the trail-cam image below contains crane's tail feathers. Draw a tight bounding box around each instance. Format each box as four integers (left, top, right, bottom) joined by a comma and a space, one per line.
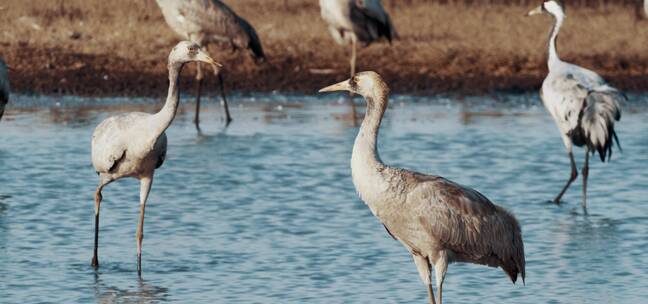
501, 255, 525, 285
613, 129, 622, 153
580, 90, 623, 162
498, 210, 526, 286
237, 17, 265, 61
379, 15, 398, 44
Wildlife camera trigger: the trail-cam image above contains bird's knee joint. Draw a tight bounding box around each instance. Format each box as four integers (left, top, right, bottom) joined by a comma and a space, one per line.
570, 171, 578, 180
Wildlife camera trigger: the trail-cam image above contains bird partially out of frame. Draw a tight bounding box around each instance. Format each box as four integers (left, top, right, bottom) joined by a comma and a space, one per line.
0, 57, 9, 121
527, 0, 623, 213
156, 0, 265, 129
90, 41, 221, 275
319, 0, 397, 120
319, 71, 525, 304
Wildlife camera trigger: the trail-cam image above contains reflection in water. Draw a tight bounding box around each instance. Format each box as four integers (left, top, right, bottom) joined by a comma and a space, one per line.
94, 274, 168, 304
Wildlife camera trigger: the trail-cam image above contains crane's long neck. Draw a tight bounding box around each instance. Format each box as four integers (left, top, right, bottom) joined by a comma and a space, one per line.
351, 91, 389, 208
352, 94, 386, 170
547, 14, 564, 70
152, 62, 184, 136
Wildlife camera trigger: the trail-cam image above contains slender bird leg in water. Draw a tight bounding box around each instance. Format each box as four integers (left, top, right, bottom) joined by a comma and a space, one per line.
349, 36, 358, 127
92, 175, 113, 268
554, 152, 578, 204
194, 62, 204, 131
582, 149, 590, 214
413, 254, 436, 304
434, 253, 448, 304
217, 73, 232, 126
136, 176, 153, 276
92, 189, 102, 267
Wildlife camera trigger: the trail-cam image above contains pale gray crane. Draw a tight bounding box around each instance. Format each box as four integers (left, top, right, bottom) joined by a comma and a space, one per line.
156, 0, 265, 129
90, 41, 221, 275
0, 57, 9, 120
527, 0, 623, 213
319, 71, 525, 304
319, 0, 397, 120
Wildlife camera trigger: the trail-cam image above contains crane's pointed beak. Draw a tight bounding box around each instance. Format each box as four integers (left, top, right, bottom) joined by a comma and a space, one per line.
196, 50, 223, 75
318, 80, 351, 93
526, 5, 543, 16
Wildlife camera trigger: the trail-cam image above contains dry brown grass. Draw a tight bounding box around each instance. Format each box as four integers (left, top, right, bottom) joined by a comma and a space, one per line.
1, 0, 648, 95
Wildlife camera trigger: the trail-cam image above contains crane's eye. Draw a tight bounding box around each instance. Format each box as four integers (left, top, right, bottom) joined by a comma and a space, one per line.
187, 45, 199, 56
350, 77, 359, 90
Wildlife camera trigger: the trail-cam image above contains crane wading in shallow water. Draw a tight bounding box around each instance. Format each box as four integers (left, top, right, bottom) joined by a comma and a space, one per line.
91, 41, 221, 275
527, 0, 623, 213
0, 57, 9, 121
319, 0, 397, 120
319, 72, 525, 304
156, 0, 265, 129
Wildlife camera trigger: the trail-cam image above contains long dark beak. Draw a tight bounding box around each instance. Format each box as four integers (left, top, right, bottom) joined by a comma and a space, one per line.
318, 80, 351, 93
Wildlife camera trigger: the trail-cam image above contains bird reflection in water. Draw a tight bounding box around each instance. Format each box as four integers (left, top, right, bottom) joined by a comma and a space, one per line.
94, 274, 168, 304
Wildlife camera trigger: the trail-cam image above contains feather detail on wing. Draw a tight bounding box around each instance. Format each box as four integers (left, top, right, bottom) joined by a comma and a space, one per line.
91, 113, 149, 173
407, 176, 526, 284
545, 67, 623, 162
167, 0, 263, 58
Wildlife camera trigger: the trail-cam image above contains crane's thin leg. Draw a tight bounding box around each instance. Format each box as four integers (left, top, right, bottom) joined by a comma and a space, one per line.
217, 72, 233, 126
434, 252, 448, 304
582, 148, 590, 214
92, 175, 113, 268
349, 36, 358, 127
350, 37, 357, 78
136, 175, 153, 276
194, 62, 204, 131
413, 254, 436, 304
553, 152, 578, 204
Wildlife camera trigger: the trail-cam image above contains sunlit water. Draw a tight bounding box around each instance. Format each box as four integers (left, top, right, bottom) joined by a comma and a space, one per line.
1, 93, 647, 303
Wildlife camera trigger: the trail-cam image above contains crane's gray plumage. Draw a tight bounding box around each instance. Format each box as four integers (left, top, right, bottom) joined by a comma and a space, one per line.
0, 57, 9, 121
527, 0, 623, 211
320, 0, 397, 46
156, 0, 264, 59
156, 0, 265, 128
90, 41, 221, 275
320, 72, 525, 304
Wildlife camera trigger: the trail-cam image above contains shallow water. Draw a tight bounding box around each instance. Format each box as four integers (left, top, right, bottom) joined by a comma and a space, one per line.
1, 93, 647, 303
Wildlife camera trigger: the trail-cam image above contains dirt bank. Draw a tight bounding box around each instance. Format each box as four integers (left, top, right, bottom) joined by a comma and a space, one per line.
2, 1, 648, 97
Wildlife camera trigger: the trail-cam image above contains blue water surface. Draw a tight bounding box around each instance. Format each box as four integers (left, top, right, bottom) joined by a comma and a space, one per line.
0, 93, 647, 303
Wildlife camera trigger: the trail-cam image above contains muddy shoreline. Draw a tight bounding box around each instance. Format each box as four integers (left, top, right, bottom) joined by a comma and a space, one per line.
7, 46, 648, 98
4, 1, 648, 98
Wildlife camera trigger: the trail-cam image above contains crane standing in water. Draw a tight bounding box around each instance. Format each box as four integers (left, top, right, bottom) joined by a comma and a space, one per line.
320, 72, 525, 304
527, 0, 623, 213
319, 0, 397, 119
156, 0, 265, 129
91, 41, 221, 275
